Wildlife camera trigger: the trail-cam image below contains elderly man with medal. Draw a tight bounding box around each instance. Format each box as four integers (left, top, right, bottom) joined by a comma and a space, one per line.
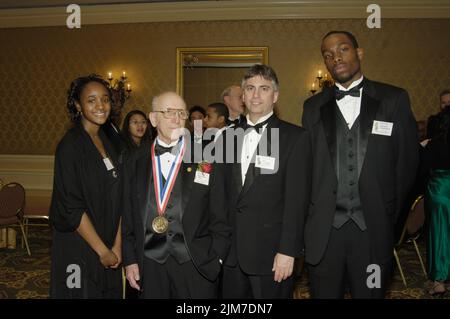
122, 91, 231, 298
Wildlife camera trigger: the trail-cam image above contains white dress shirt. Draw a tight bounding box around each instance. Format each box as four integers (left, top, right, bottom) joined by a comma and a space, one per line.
213, 126, 227, 143
156, 137, 178, 179
240, 111, 273, 185
335, 76, 364, 129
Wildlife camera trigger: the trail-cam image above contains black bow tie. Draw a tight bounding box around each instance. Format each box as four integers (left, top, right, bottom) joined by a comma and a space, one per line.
334, 82, 363, 100
244, 115, 273, 132
227, 118, 240, 126
154, 143, 174, 156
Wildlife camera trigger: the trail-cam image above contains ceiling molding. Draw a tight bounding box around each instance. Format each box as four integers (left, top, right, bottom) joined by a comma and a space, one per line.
1, 1, 449, 28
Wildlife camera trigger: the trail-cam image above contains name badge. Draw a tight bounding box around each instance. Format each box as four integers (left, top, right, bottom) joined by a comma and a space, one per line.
194, 171, 210, 186
255, 155, 275, 170
372, 120, 393, 136
103, 158, 114, 171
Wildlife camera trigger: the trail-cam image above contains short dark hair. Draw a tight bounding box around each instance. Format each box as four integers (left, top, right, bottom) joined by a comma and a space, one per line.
440, 89, 450, 99
188, 105, 206, 121
322, 31, 359, 48
242, 64, 279, 91
121, 109, 152, 149
66, 74, 114, 123
207, 102, 229, 120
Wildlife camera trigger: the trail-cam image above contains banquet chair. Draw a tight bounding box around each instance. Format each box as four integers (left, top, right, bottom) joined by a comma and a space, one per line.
0, 182, 31, 255
393, 195, 427, 287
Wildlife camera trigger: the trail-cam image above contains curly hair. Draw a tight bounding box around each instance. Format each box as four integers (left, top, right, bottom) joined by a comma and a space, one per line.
66, 74, 115, 123
121, 110, 153, 149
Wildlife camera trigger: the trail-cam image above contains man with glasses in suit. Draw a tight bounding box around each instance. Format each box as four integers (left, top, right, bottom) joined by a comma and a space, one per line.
122, 91, 230, 298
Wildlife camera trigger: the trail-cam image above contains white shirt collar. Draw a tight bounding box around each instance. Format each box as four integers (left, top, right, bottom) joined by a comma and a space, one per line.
156, 137, 179, 148
246, 111, 274, 126
335, 75, 364, 91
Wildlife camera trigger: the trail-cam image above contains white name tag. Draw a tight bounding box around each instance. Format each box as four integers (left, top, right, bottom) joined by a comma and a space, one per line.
194, 171, 210, 186
103, 158, 114, 171
255, 155, 275, 170
372, 120, 393, 136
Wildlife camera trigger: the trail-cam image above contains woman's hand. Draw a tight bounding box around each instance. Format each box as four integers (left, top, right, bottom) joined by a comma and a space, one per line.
99, 249, 119, 268
110, 243, 122, 269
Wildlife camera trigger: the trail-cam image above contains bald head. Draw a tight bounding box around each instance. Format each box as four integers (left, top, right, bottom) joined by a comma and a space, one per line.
152, 91, 186, 111
221, 85, 244, 119
149, 91, 187, 144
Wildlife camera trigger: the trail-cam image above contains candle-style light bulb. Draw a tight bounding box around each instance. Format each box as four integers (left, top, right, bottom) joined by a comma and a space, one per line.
318, 70, 322, 77
122, 71, 126, 79
127, 83, 131, 91
107, 72, 112, 80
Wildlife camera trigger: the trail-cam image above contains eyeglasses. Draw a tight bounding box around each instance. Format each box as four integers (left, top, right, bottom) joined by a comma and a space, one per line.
153, 109, 189, 120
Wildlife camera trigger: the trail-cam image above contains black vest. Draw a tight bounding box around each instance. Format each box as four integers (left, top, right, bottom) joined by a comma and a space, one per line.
144, 172, 191, 263
333, 106, 367, 231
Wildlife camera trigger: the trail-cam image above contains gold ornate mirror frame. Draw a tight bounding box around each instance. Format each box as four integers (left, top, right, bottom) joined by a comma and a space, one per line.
176, 46, 269, 97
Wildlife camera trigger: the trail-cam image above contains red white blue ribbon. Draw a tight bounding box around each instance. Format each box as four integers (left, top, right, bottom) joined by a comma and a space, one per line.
151, 136, 186, 215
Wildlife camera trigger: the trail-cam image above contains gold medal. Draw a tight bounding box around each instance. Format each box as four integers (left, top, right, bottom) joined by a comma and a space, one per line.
152, 216, 169, 234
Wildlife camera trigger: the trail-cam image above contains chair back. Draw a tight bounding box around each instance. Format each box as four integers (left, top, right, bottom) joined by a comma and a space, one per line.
406, 195, 425, 236
396, 195, 425, 246
0, 182, 26, 219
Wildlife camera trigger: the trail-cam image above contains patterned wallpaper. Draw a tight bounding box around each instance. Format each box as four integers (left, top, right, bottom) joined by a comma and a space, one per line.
1, 19, 449, 155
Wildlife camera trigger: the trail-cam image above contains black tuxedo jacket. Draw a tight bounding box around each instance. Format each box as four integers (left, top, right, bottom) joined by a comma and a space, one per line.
302, 78, 419, 265
224, 115, 312, 275
121, 140, 231, 281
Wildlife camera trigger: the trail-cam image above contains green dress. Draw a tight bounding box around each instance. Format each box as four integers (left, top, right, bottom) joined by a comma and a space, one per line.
426, 169, 450, 282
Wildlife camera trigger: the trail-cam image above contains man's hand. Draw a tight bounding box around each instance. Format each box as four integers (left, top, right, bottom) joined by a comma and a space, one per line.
125, 263, 141, 291
272, 253, 294, 283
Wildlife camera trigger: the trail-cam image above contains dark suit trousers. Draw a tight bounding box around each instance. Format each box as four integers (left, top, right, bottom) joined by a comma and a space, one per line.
222, 264, 294, 299
307, 220, 392, 299
140, 255, 218, 299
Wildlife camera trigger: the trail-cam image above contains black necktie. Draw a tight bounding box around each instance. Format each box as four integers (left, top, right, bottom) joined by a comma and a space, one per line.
334, 82, 363, 100
154, 143, 173, 156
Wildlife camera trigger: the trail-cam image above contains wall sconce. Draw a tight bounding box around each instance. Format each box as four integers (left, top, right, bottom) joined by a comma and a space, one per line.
107, 71, 132, 109
310, 70, 334, 95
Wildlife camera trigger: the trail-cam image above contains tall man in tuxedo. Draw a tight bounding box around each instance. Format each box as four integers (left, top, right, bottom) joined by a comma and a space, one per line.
222, 64, 311, 298
122, 91, 230, 298
302, 31, 419, 298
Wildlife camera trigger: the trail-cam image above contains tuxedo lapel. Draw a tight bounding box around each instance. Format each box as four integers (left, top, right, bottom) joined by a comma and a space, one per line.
320, 99, 338, 176
240, 156, 256, 198
358, 81, 380, 179
233, 129, 244, 196
181, 161, 196, 218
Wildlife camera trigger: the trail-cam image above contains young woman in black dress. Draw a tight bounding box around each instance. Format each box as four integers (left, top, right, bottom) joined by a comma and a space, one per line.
50, 75, 122, 298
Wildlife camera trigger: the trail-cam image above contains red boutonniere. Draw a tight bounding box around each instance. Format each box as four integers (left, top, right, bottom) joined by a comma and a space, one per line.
197, 161, 212, 174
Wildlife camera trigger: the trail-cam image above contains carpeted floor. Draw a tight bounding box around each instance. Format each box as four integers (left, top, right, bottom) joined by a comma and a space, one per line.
0, 226, 448, 299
